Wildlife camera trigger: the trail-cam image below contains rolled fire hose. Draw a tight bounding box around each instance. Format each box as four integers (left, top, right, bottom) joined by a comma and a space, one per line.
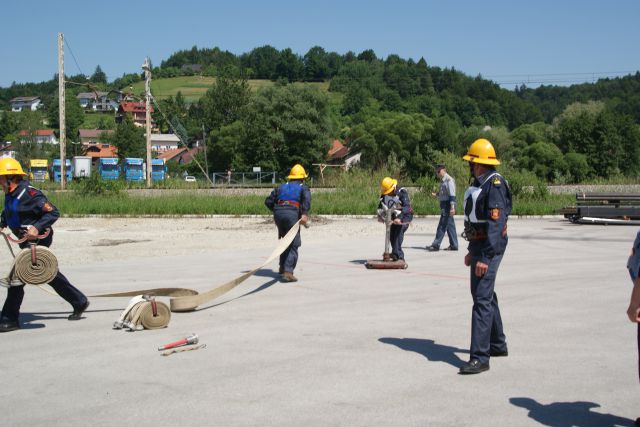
113, 295, 172, 331
92, 220, 302, 313
1, 229, 59, 287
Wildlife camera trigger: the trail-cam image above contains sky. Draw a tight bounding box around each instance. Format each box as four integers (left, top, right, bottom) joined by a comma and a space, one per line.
2, 0, 639, 89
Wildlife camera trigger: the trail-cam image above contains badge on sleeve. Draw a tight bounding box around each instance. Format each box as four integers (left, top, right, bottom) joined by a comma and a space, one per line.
490, 208, 501, 220
493, 177, 501, 186
43, 202, 54, 212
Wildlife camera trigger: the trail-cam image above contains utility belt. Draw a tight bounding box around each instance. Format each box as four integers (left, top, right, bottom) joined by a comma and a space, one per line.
462, 222, 487, 241
277, 200, 300, 208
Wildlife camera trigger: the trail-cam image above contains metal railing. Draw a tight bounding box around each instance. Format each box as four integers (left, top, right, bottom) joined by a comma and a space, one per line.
210, 171, 277, 186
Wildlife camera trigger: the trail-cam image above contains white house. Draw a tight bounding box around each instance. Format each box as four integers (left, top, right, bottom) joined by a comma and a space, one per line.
149, 133, 181, 152
19, 129, 58, 144
10, 97, 42, 112
77, 92, 119, 111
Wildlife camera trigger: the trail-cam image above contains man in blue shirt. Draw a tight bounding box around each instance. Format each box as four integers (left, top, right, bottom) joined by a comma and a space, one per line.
459, 139, 512, 375
265, 164, 311, 282
0, 158, 89, 332
427, 164, 458, 251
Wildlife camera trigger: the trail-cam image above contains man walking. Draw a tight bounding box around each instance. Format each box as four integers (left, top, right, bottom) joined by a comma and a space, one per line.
426, 164, 458, 252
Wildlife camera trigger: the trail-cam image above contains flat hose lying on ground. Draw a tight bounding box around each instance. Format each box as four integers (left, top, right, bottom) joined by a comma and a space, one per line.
92, 221, 302, 312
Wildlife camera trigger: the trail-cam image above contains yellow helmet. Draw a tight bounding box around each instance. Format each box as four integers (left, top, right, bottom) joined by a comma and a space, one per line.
380, 177, 397, 195
463, 138, 500, 165
287, 164, 308, 180
0, 157, 27, 176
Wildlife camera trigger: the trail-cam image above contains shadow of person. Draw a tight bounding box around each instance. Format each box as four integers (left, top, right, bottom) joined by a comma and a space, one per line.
510, 397, 635, 427
17, 312, 59, 329
349, 260, 368, 265
379, 337, 468, 368
197, 278, 280, 311
251, 268, 282, 279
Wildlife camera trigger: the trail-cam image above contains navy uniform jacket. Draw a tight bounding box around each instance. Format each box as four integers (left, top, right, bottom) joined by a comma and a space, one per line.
628, 230, 640, 282
0, 180, 59, 237
465, 171, 512, 264
378, 187, 413, 223
265, 181, 311, 215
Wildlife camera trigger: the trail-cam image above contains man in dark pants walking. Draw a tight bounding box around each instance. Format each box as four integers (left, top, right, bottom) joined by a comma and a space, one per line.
265, 164, 311, 282
0, 158, 89, 332
459, 138, 512, 375
426, 164, 458, 252
626, 229, 640, 426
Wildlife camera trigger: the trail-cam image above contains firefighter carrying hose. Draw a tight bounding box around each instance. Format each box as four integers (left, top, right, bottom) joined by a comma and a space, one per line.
265, 164, 311, 282
0, 158, 89, 332
459, 138, 512, 375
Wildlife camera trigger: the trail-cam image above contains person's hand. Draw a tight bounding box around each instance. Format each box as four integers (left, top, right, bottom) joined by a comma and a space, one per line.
464, 253, 471, 266
431, 192, 437, 197
300, 215, 309, 225
449, 207, 455, 216
392, 218, 402, 225
475, 261, 488, 277
627, 303, 640, 323
26, 226, 39, 240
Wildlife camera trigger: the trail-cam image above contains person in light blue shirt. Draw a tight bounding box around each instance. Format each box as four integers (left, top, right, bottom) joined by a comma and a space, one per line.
427, 164, 458, 251
626, 230, 640, 427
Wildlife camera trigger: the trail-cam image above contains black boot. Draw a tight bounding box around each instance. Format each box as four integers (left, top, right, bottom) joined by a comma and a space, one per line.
68, 301, 90, 321
0, 318, 20, 332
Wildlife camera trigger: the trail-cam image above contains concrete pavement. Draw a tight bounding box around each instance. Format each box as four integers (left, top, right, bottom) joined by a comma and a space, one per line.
0, 217, 637, 426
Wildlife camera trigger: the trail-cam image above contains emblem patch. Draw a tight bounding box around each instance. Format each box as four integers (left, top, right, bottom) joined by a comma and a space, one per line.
493, 177, 501, 186
43, 202, 54, 212
490, 208, 501, 220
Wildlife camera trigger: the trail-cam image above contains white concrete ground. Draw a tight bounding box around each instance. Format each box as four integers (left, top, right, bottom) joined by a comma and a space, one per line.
0, 216, 638, 426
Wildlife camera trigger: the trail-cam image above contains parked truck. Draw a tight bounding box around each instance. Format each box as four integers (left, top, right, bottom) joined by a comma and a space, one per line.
99, 158, 120, 180
29, 159, 49, 182
52, 159, 72, 182
72, 156, 92, 178
124, 158, 145, 182
151, 159, 167, 181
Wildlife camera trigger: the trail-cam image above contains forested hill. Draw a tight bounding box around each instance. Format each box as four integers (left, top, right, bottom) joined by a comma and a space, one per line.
1, 45, 639, 183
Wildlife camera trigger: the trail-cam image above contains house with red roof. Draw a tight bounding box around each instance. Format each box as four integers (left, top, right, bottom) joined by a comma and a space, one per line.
18, 129, 58, 144
116, 102, 154, 128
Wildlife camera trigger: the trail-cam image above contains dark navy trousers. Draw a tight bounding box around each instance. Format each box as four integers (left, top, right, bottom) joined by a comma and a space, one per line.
432, 201, 458, 249
274, 207, 301, 273
469, 253, 507, 364
390, 223, 409, 260
1, 232, 87, 322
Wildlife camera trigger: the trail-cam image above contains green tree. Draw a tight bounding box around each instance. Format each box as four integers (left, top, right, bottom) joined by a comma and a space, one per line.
90, 65, 107, 85
104, 115, 145, 159
47, 93, 85, 143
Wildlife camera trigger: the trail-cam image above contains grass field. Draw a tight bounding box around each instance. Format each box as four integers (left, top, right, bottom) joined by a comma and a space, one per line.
126, 76, 330, 102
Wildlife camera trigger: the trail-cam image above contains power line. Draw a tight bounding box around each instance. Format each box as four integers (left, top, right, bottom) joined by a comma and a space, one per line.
63, 37, 85, 77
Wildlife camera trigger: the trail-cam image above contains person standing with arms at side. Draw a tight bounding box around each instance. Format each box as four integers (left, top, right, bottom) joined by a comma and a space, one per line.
265, 164, 311, 282
459, 138, 512, 374
626, 229, 640, 426
426, 164, 458, 252
378, 177, 413, 261
0, 158, 89, 332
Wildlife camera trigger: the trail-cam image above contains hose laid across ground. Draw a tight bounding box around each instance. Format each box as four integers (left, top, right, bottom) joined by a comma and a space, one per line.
92, 220, 301, 312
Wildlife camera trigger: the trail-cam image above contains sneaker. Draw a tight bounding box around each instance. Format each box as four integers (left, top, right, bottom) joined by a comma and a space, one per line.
68, 300, 90, 321
426, 245, 439, 252
281, 272, 298, 282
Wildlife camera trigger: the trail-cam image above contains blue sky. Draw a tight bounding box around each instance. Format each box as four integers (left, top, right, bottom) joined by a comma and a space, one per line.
2, 0, 639, 89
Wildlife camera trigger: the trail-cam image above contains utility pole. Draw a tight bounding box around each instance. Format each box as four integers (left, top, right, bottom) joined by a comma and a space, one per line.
142, 57, 152, 187
202, 124, 209, 182
57, 33, 66, 190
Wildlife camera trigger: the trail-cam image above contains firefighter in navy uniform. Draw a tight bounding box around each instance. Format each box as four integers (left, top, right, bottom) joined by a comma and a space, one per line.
378, 177, 413, 261
458, 138, 512, 375
265, 164, 311, 282
0, 158, 89, 332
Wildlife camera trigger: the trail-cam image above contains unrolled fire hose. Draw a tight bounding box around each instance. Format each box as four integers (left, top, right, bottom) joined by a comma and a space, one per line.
1, 229, 59, 288
93, 220, 303, 330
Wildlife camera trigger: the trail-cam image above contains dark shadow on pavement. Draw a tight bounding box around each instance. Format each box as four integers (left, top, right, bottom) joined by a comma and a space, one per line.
197, 277, 280, 311
349, 260, 368, 265
379, 337, 468, 368
251, 269, 281, 279
509, 397, 635, 427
